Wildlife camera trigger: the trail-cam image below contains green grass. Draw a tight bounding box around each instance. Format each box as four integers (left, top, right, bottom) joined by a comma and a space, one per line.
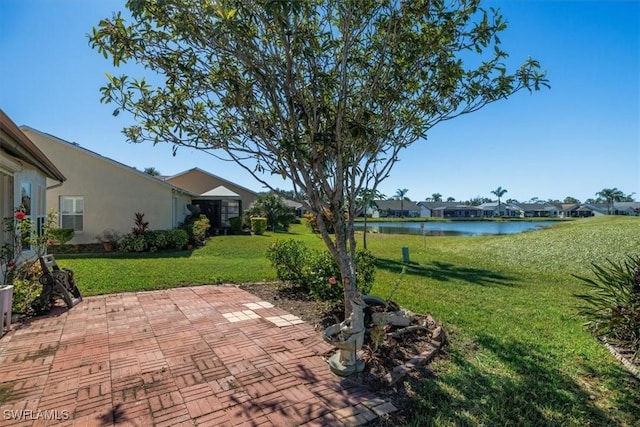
56, 216, 640, 426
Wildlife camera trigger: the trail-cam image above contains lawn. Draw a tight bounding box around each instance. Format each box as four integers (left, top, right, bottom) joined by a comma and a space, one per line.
56, 216, 640, 426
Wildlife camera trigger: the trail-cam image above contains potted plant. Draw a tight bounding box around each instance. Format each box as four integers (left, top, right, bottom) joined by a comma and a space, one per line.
96, 229, 122, 252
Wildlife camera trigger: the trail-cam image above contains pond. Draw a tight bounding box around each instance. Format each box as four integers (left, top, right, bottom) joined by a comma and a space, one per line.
354, 221, 558, 237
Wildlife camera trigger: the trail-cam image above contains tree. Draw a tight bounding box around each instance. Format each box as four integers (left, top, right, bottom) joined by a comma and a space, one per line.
446, 197, 456, 202
143, 166, 161, 176
564, 196, 580, 204
395, 188, 409, 217
431, 193, 443, 202
90, 0, 547, 315
356, 189, 385, 250
244, 193, 296, 231
595, 188, 625, 214
491, 186, 508, 216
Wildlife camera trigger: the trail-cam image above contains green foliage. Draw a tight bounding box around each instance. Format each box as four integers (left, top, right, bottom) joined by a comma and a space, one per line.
265, 240, 309, 285
306, 250, 342, 302
250, 217, 267, 235
228, 216, 243, 234
244, 193, 296, 231
89, 0, 548, 313
266, 239, 375, 302
49, 228, 75, 245
181, 214, 211, 246
119, 234, 147, 252
9, 260, 42, 314
574, 256, 640, 358
166, 229, 189, 249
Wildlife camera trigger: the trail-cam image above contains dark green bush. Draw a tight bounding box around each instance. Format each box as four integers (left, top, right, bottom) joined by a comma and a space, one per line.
166, 229, 189, 249
574, 255, 640, 359
228, 216, 243, 235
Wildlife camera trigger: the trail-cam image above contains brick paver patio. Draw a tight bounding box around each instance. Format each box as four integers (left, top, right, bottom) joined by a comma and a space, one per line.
0, 286, 396, 426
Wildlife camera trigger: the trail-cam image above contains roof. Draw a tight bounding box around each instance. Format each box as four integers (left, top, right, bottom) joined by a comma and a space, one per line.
198, 185, 240, 199
373, 199, 421, 211
418, 201, 464, 209
20, 126, 194, 196
164, 167, 258, 197
433, 205, 483, 211
518, 203, 558, 212
0, 109, 66, 182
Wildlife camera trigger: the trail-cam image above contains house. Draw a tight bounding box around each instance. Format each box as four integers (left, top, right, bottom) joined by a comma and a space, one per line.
22, 127, 194, 244
370, 199, 421, 218
431, 205, 484, 219
418, 201, 468, 217
0, 110, 66, 268
163, 168, 258, 230
518, 203, 560, 217
478, 202, 523, 218
613, 202, 640, 216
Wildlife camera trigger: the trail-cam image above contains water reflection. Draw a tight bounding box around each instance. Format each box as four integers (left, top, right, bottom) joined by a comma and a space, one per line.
355, 221, 556, 237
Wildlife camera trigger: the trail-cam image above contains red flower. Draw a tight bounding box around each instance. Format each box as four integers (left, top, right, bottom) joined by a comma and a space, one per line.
15, 211, 26, 221
328, 277, 337, 285
6, 261, 15, 269
48, 239, 56, 246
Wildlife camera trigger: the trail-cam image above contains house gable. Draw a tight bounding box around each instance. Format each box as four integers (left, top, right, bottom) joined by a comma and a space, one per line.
22, 127, 194, 244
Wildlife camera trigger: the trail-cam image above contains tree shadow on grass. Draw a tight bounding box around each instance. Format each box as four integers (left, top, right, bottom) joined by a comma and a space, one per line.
375, 258, 515, 287
410, 333, 638, 426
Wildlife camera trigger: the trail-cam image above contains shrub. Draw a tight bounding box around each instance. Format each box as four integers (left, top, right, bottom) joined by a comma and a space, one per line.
119, 233, 148, 252
266, 240, 376, 303
228, 216, 243, 235
266, 240, 310, 288
307, 251, 342, 302
132, 212, 149, 236
166, 229, 189, 249
574, 255, 640, 359
144, 230, 169, 252
9, 260, 42, 314
49, 228, 75, 245
251, 217, 267, 235
181, 214, 211, 245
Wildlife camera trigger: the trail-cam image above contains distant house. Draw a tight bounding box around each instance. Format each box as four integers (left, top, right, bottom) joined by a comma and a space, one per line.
518, 203, 560, 217
431, 205, 483, 219
0, 110, 65, 268
163, 168, 258, 230
478, 202, 523, 218
23, 127, 194, 244
418, 201, 460, 217
371, 199, 421, 218
613, 202, 640, 216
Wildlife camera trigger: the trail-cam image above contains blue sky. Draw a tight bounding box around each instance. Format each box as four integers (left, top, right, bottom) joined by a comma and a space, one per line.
1, 0, 638, 203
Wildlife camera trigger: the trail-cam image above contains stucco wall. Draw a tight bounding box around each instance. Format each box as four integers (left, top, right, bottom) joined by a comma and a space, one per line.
24, 130, 192, 244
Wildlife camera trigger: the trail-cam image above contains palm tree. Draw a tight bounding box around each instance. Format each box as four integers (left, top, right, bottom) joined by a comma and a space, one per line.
490, 186, 508, 217
395, 188, 409, 218
596, 188, 625, 214
446, 197, 456, 202
143, 167, 161, 176
431, 193, 443, 202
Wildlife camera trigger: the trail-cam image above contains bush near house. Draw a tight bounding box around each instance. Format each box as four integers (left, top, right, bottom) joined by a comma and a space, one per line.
251, 217, 267, 235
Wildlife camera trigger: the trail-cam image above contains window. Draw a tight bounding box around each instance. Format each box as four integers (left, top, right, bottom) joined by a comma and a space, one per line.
221, 200, 239, 227
60, 197, 84, 231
